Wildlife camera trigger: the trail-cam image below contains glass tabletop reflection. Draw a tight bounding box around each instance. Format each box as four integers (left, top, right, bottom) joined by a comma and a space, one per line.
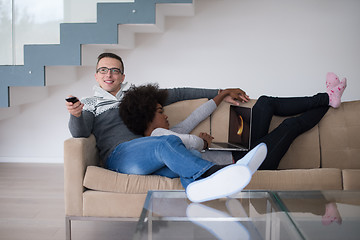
133, 190, 302, 240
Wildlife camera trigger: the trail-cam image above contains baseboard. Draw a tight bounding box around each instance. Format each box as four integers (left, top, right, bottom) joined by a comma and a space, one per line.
0, 157, 63, 163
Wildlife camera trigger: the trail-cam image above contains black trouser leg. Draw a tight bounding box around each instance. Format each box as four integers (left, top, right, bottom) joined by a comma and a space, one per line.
233, 93, 329, 169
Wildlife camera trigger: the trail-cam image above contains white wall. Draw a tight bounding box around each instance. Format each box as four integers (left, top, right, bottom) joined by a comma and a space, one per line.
0, 0, 359, 163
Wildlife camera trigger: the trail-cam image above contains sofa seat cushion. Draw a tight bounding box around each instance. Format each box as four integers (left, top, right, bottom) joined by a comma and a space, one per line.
84, 166, 183, 194
84, 166, 343, 195
342, 169, 360, 190
245, 168, 343, 190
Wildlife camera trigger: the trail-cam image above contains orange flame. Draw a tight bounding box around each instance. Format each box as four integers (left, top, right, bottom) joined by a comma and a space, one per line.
237, 115, 243, 136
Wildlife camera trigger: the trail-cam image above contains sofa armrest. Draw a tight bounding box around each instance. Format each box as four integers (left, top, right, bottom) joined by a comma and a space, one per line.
64, 134, 99, 216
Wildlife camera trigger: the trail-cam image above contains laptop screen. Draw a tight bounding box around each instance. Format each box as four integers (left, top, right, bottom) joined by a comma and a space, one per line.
228, 105, 252, 149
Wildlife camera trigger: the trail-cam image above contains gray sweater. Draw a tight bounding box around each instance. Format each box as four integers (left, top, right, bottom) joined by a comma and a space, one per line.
68, 85, 218, 166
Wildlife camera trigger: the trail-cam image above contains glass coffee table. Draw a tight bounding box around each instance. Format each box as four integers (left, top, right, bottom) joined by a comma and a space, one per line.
133, 190, 301, 239
133, 190, 360, 240
274, 190, 360, 240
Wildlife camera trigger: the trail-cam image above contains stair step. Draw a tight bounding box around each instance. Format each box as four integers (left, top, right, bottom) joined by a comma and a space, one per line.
60, 22, 118, 45
96, 2, 156, 25
24, 44, 81, 67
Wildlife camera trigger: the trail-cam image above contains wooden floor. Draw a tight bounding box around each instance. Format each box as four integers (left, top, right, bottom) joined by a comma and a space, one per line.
0, 163, 137, 240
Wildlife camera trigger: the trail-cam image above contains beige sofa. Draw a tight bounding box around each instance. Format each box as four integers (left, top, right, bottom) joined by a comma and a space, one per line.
64, 98, 360, 238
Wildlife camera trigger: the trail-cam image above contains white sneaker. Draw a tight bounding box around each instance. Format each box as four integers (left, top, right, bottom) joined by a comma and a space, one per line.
236, 142, 267, 175
186, 164, 251, 203
186, 203, 250, 240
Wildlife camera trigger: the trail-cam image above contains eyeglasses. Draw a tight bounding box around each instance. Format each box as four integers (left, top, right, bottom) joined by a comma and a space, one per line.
96, 67, 123, 75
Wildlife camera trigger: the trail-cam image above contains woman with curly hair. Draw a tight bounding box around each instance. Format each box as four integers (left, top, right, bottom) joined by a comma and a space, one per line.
119, 83, 268, 202
120, 84, 217, 153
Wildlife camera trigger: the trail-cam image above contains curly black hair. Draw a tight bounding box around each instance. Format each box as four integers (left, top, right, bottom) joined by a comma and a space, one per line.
119, 84, 168, 136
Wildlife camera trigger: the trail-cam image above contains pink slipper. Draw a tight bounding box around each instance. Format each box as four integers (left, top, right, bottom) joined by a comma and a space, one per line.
327, 78, 347, 108
326, 72, 340, 90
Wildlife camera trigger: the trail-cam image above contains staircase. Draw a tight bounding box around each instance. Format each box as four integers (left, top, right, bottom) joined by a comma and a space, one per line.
0, 0, 194, 119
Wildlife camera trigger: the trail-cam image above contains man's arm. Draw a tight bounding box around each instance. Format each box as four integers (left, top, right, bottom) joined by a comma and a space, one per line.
65, 96, 83, 117
165, 87, 249, 106
216, 88, 250, 105
164, 88, 218, 106
68, 112, 94, 138
66, 96, 94, 138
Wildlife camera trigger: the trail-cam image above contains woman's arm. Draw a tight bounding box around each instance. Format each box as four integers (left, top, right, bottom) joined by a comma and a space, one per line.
151, 128, 205, 151
170, 100, 217, 134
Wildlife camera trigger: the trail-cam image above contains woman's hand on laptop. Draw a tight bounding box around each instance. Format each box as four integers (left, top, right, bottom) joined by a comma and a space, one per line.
199, 132, 214, 150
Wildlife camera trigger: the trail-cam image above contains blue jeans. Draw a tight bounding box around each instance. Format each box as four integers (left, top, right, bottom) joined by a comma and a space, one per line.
106, 135, 214, 188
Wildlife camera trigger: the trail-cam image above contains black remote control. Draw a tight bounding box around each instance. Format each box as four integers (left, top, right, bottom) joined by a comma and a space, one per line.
65, 97, 79, 103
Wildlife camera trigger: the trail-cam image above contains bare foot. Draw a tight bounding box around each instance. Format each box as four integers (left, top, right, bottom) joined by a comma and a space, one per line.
322, 202, 342, 225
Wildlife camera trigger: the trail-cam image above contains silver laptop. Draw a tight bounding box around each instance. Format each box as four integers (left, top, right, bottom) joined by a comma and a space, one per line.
208, 105, 252, 151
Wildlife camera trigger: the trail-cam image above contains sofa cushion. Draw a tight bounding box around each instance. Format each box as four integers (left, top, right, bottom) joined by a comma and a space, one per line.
319, 101, 360, 169
245, 168, 342, 190
211, 100, 320, 169
342, 169, 360, 190
84, 166, 342, 195
83, 166, 183, 194
164, 98, 210, 136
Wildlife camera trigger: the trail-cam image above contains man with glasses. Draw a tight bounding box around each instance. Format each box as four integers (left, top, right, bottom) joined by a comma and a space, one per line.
65, 52, 260, 203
